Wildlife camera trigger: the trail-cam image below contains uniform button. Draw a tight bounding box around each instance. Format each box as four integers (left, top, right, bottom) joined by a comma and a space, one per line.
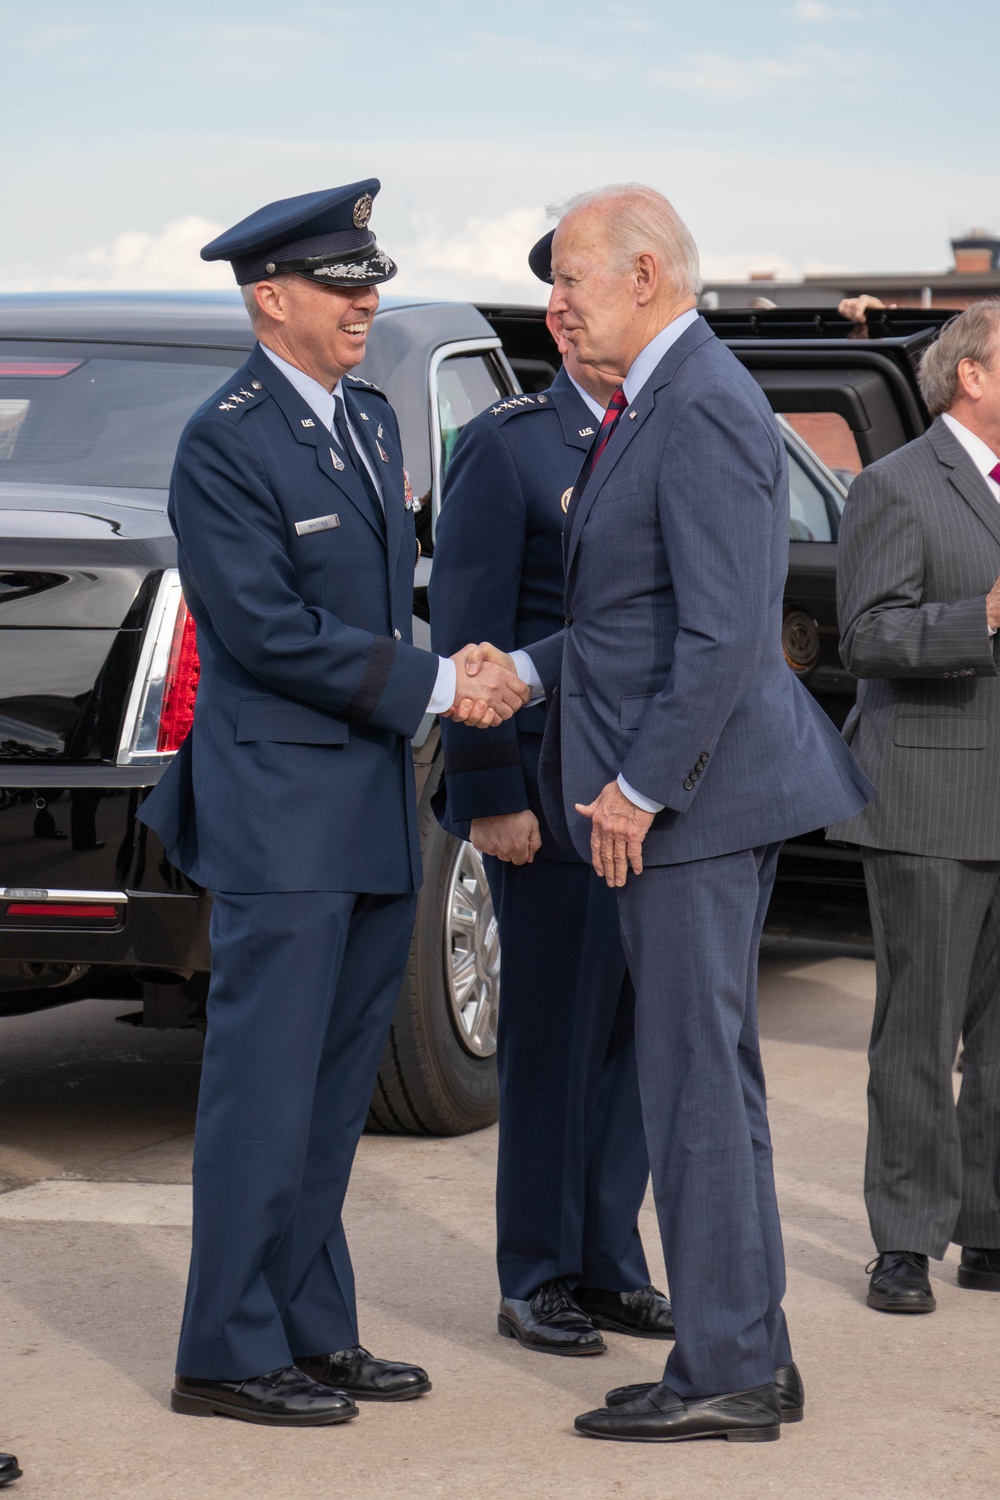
251, 380, 262, 390
683, 778, 695, 791
393, 628, 401, 641
564, 612, 574, 627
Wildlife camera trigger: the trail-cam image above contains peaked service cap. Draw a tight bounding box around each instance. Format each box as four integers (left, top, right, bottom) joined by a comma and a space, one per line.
528, 228, 555, 284
201, 179, 397, 288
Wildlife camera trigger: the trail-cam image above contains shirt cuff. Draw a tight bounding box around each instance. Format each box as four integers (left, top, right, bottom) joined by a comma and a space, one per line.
426, 655, 457, 715
617, 774, 665, 815
510, 649, 546, 705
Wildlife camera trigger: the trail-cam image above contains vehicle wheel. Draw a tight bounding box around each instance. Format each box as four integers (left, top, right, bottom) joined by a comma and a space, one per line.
367, 763, 500, 1136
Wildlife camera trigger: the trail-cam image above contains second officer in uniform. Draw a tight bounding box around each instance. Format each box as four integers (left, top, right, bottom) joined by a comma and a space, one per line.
430, 276, 673, 1354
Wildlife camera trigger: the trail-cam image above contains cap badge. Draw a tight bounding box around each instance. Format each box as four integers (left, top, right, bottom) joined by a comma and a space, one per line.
353, 193, 373, 229
561, 487, 573, 513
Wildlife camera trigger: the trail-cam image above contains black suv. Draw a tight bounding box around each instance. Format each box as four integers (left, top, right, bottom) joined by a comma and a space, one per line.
0, 294, 947, 1132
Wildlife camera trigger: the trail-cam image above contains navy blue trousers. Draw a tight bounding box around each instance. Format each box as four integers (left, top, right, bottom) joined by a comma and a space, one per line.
177, 888, 416, 1380
617, 844, 792, 1400
485, 853, 650, 1300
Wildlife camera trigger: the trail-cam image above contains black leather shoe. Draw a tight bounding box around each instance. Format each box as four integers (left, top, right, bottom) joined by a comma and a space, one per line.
296, 1346, 431, 1401
573, 1285, 674, 1339
0, 1453, 21, 1487
171, 1366, 358, 1425
575, 1381, 781, 1443
605, 1361, 804, 1423
866, 1251, 936, 1312
958, 1247, 1000, 1290
498, 1279, 606, 1356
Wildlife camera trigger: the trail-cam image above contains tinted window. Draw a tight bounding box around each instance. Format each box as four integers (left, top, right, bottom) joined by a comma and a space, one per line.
0, 345, 243, 489
786, 444, 837, 542
435, 352, 506, 478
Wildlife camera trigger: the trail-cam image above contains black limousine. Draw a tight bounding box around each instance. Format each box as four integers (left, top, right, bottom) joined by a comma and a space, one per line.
0, 292, 948, 1132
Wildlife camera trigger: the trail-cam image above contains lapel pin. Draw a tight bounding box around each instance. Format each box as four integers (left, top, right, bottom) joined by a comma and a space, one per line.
377, 422, 384, 439
376, 441, 390, 463
579, 427, 594, 437
629, 411, 636, 419
301, 418, 315, 428
359, 411, 370, 421
329, 447, 345, 472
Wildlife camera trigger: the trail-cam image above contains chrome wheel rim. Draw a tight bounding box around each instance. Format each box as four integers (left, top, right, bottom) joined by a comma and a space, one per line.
443, 840, 500, 1058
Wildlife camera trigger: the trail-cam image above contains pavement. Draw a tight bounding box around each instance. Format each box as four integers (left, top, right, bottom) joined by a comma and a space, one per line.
0, 938, 997, 1499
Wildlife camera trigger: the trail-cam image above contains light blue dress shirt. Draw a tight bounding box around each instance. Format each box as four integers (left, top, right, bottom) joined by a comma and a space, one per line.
259, 342, 455, 714
511, 308, 702, 814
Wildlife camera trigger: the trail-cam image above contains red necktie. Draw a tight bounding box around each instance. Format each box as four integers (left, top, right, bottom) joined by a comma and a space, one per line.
570, 385, 628, 508
990, 462, 1000, 486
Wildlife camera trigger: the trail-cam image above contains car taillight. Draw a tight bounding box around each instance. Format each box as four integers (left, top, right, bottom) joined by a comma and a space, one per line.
157, 602, 200, 753
117, 569, 200, 765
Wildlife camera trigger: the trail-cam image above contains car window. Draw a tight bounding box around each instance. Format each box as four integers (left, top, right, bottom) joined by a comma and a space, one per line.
0, 346, 243, 489
786, 445, 836, 542
781, 411, 862, 491
435, 352, 507, 479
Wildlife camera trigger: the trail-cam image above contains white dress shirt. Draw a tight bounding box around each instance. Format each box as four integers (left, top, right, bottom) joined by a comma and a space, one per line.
940, 411, 1000, 638
259, 343, 455, 714
512, 308, 702, 815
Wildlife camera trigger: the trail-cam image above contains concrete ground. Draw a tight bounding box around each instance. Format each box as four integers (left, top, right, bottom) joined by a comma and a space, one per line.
0, 939, 996, 1499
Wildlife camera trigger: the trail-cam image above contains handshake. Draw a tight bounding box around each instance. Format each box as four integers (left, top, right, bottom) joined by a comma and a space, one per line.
443, 643, 531, 728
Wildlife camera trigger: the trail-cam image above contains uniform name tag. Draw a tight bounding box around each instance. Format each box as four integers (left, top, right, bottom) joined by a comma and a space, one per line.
295, 513, 341, 536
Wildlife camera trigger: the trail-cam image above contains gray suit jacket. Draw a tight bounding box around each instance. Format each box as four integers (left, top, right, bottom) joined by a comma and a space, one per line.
828, 417, 1000, 858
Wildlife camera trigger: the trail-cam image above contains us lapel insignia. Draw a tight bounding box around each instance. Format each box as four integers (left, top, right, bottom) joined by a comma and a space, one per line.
579, 426, 594, 437
376, 441, 390, 463
301, 418, 315, 428
561, 487, 573, 513
359, 411, 370, 421
329, 447, 345, 472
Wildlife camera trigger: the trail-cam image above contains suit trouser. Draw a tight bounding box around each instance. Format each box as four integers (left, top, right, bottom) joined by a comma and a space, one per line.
862, 849, 1000, 1256
176, 887, 416, 1380
617, 844, 792, 1400
484, 853, 650, 1300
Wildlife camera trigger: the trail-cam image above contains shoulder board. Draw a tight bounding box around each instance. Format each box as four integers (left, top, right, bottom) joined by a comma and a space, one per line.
212, 378, 268, 419
487, 393, 551, 421
345, 374, 386, 396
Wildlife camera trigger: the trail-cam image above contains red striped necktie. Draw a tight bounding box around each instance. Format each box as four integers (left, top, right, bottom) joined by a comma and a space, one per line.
572, 385, 628, 505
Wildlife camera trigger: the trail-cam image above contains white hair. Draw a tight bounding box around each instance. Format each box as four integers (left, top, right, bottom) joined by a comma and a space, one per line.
547, 183, 702, 298
917, 300, 1000, 417
240, 283, 262, 329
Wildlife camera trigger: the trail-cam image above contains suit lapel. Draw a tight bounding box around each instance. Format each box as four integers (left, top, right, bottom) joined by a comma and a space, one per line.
344, 383, 402, 565
564, 317, 715, 578
926, 417, 1000, 550
247, 345, 386, 545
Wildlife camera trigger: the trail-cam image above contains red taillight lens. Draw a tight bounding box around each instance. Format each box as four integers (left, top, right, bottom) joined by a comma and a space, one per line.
0, 359, 82, 377
156, 602, 200, 753
6, 904, 118, 920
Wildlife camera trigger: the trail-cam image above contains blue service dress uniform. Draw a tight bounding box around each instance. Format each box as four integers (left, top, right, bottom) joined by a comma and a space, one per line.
138, 346, 437, 1379
429, 366, 651, 1301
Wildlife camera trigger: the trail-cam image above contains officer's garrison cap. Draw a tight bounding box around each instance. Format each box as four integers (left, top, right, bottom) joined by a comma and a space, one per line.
201, 180, 398, 288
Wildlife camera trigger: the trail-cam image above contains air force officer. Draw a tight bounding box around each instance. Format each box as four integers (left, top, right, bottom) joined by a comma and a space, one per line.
137, 182, 527, 1426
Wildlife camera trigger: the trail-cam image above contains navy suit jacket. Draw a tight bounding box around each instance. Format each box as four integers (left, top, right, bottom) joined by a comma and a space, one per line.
429, 367, 597, 861
137, 343, 438, 894
528, 317, 873, 865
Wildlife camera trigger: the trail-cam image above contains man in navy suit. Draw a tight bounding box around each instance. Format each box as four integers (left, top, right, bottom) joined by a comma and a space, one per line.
430, 312, 673, 1357
137, 182, 528, 1427
477, 185, 873, 1443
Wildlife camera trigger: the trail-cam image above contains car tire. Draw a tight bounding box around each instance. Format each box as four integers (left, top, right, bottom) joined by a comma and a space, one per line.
367, 762, 500, 1136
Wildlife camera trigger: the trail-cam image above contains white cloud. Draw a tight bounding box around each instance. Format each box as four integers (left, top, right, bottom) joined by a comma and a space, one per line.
786, 2, 859, 19
444, 34, 623, 86
648, 51, 814, 99
0, 217, 231, 293
391, 206, 551, 303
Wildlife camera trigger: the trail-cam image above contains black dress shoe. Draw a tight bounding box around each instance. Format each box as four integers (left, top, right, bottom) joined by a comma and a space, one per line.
296, 1346, 431, 1401
605, 1361, 804, 1423
958, 1247, 1000, 1290
0, 1453, 21, 1487
573, 1285, 675, 1339
575, 1381, 781, 1443
171, 1366, 358, 1425
498, 1279, 606, 1356
866, 1251, 936, 1313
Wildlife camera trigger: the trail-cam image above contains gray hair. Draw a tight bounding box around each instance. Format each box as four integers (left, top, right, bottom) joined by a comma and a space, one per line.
548, 183, 702, 299
917, 300, 1000, 416
241, 282, 263, 329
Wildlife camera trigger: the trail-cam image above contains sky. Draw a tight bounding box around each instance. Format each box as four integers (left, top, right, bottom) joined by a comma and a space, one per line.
2, 0, 997, 305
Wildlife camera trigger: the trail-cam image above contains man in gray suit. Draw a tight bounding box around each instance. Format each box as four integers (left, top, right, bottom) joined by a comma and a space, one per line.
829, 302, 1000, 1314
475, 184, 872, 1443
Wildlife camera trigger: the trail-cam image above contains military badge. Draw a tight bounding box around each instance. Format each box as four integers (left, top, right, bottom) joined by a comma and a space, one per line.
403, 469, 414, 510
353, 193, 373, 229
329, 447, 345, 472
561, 487, 573, 513
377, 441, 390, 463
